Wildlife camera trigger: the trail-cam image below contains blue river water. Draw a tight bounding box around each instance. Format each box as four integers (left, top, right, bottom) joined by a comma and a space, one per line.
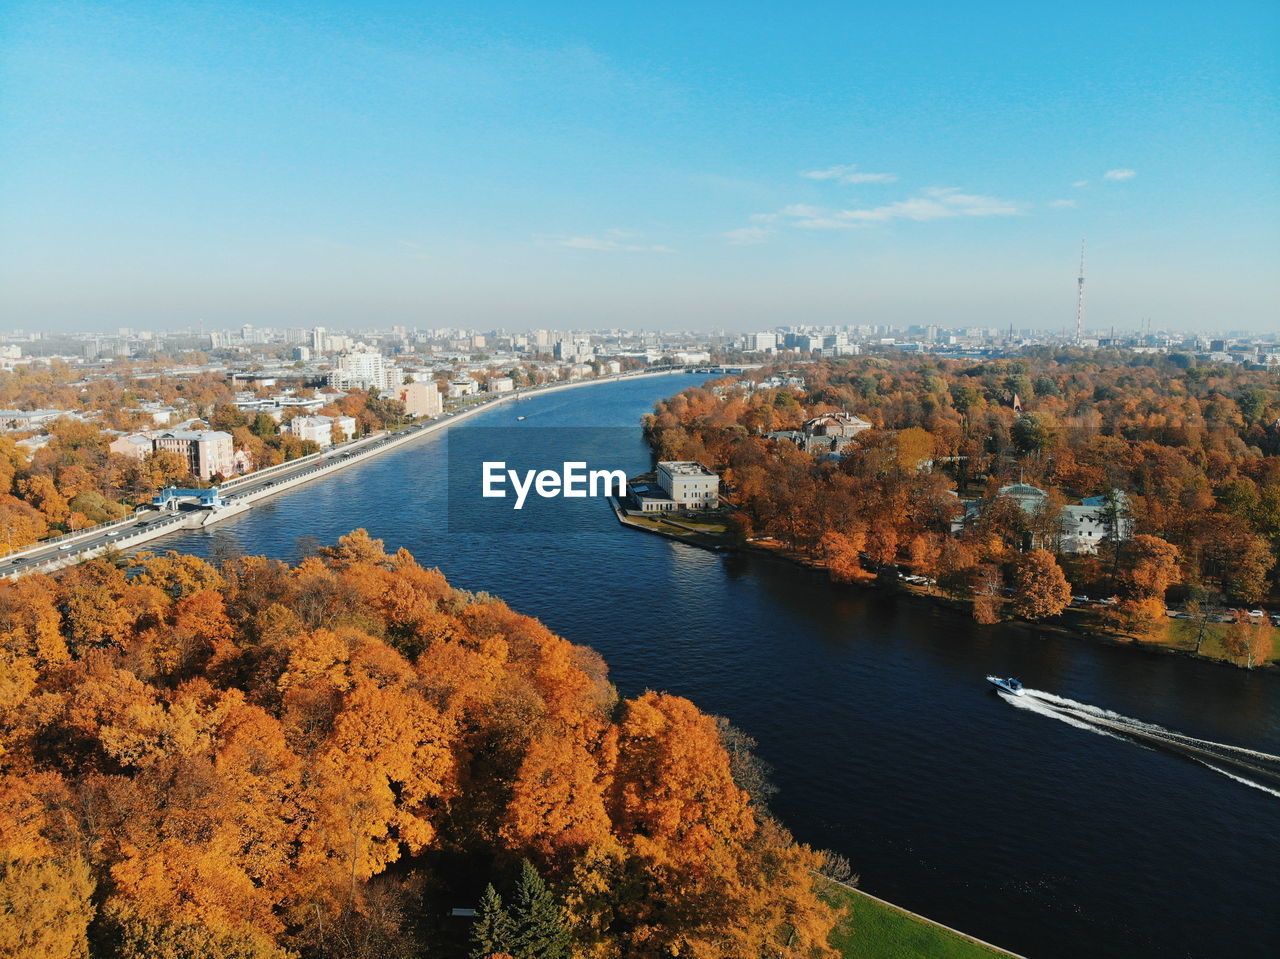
152, 374, 1279, 959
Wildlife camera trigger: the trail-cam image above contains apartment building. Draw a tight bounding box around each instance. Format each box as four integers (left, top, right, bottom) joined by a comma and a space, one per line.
151, 429, 236, 480
394, 381, 443, 418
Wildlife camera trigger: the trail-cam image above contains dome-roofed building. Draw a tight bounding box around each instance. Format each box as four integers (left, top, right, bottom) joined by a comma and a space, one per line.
996, 483, 1049, 510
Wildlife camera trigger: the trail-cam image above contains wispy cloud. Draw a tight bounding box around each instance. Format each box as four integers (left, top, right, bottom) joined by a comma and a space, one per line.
1103, 168, 1136, 181
1049, 199, 1077, 208
399, 240, 432, 260
721, 226, 772, 245
752, 203, 842, 223
1072, 180, 1089, 188
801, 164, 898, 185
771, 187, 1023, 229
538, 230, 674, 253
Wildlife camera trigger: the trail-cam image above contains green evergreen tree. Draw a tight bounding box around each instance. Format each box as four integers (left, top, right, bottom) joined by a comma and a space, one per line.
469, 883, 515, 959
508, 860, 572, 959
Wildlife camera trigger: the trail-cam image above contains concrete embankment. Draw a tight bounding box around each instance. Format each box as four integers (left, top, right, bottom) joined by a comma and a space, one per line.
606, 496, 731, 550
4, 368, 698, 578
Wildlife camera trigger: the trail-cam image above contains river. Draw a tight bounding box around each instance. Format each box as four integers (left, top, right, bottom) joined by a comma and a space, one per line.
151, 374, 1280, 959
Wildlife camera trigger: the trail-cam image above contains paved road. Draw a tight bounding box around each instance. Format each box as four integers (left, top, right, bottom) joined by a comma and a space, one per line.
0, 511, 186, 576
0, 368, 705, 577
0, 404, 492, 576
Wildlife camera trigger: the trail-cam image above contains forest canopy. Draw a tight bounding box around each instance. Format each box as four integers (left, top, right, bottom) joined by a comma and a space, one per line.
644, 353, 1280, 637
0, 531, 841, 958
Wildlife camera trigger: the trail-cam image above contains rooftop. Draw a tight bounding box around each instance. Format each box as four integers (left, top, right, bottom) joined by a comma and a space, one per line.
658, 460, 717, 477
155, 429, 232, 441
998, 483, 1049, 500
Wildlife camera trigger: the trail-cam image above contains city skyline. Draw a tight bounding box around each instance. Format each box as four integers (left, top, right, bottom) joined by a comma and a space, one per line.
2, 0, 1277, 332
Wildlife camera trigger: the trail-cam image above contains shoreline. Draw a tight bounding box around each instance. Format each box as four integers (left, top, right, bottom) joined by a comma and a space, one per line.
4, 367, 702, 578
608, 497, 1278, 674
819, 876, 1028, 959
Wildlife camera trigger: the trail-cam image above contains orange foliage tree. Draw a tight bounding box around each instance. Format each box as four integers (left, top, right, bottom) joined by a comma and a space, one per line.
0, 532, 842, 958
1011, 549, 1072, 620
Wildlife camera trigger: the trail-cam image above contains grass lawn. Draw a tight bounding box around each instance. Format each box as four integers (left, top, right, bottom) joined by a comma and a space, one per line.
823, 882, 1019, 959
617, 509, 733, 545
1059, 607, 1280, 667
659, 515, 730, 534
619, 513, 686, 533
1162, 619, 1280, 664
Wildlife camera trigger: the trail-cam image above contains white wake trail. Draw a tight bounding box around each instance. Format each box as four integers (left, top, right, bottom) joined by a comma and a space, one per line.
998, 689, 1127, 742
1025, 690, 1280, 762
1196, 761, 1280, 799
997, 688, 1280, 798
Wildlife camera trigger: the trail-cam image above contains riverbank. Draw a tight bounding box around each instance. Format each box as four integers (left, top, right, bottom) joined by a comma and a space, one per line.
822, 881, 1024, 959
607, 495, 733, 550
607, 500, 1279, 672
2, 367, 701, 579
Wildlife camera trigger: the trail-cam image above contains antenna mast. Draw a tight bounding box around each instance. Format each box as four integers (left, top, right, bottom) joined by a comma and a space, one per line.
1074, 240, 1085, 344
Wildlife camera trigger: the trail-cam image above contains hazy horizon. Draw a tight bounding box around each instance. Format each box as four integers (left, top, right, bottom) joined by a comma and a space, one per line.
2, 1, 1277, 334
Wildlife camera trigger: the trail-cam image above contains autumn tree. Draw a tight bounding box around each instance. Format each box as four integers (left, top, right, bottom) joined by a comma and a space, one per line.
894, 426, 934, 470
818, 530, 870, 583
1119, 535, 1181, 601
1220, 621, 1271, 669
1102, 597, 1168, 640
971, 564, 1004, 625
100, 904, 294, 959
1222, 535, 1274, 605
0, 853, 95, 959
500, 733, 613, 860
0, 536, 842, 958
1011, 549, 1071, 620
0, 495, 50, 551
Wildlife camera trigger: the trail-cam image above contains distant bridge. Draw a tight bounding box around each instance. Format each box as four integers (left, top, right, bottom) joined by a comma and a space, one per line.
151, 486, 225, 510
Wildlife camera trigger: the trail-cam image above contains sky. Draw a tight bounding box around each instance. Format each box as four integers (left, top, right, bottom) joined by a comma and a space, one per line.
1, 0, 1277, 333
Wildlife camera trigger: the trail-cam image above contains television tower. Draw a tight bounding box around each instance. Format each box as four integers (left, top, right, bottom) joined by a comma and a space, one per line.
1074, 240, 1085, 344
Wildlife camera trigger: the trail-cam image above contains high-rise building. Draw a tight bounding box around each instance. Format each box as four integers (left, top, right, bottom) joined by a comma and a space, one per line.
328, 347, 393, 391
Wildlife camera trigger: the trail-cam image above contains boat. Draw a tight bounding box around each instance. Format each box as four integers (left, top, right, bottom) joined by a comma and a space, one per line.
986, 675, 1025, 696
516, 415, 526, 421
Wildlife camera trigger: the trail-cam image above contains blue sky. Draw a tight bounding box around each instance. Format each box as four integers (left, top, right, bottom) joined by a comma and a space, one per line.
2, 0, 1277, 332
